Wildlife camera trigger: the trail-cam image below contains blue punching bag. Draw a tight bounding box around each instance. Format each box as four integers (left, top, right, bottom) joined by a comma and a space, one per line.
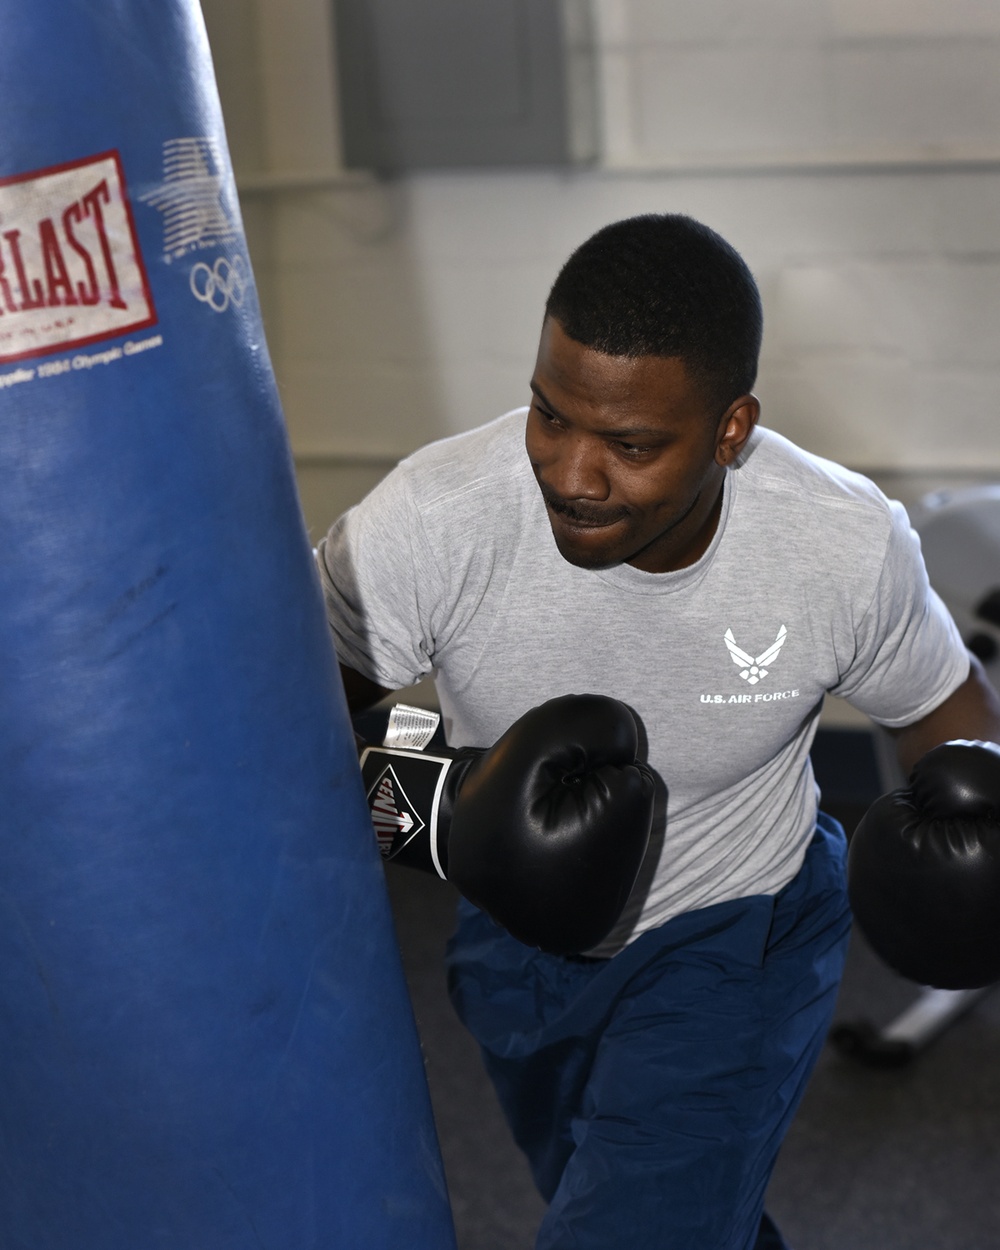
0, 3, 456, 1248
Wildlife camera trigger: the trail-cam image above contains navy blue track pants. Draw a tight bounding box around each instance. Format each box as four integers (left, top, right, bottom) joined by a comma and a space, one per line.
446, 814, 852, 1250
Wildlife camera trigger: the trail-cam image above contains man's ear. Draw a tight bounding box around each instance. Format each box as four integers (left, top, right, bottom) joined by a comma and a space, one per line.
715, 395, 760, 466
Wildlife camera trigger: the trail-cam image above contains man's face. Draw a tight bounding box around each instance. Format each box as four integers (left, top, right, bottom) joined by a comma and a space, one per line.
525, 318, 757, 574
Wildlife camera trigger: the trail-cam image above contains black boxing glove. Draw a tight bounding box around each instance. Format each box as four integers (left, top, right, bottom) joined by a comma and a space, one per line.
847, 739, 1000, 988
358, 693, 656, 954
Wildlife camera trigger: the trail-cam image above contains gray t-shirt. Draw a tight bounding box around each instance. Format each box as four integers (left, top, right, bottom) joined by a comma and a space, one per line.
319, 410, 968, 950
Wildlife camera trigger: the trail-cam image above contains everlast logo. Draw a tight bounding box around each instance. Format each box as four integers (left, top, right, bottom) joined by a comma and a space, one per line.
0, 150, 156, 364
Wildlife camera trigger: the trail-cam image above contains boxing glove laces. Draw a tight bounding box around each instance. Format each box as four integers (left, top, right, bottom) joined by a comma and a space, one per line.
358, 693, 656, 954
847, 739, 1000, 988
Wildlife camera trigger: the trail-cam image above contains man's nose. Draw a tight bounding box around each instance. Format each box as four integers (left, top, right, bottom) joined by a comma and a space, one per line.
539, 435, 609, 501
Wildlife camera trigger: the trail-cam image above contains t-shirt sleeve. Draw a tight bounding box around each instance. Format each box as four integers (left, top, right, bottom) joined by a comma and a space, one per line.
830, 499, 969, 727
315, 468, 443, 690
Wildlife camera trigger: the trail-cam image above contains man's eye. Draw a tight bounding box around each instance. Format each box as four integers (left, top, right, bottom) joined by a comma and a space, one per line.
616, 441, 654, 457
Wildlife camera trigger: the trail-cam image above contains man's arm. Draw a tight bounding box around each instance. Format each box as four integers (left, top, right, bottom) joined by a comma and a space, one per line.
887, 654, 1000, 774
340, 664, 393, 715
850, 652, 1000, 988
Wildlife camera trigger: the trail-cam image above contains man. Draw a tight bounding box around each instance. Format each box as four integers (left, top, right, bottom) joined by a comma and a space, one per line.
318, 214, 1000, 1249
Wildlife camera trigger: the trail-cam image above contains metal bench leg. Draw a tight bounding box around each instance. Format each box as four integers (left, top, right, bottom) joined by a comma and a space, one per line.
830, 986, 994, 1067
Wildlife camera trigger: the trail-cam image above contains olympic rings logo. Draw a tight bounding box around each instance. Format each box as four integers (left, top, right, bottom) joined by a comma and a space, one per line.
189, 255, 247, 313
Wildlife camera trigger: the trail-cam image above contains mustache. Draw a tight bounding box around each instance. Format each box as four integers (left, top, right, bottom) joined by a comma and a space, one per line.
538, 484, 630, 527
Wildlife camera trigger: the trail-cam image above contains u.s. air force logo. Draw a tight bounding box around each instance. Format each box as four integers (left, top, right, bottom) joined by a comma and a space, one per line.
724, 624, 786, 684
700, 624, 800, 706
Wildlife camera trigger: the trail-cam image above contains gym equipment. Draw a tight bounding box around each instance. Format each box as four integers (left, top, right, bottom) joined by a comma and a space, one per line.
0, 2, 455, 1247
359, 694, 655, 953
831, 986, 992, 1068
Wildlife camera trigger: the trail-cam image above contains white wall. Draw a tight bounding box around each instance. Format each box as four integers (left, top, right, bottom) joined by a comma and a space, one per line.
202, 0, 1000, 538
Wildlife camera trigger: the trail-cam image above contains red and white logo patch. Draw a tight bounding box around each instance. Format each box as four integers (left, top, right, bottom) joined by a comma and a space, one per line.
0, 150, 156, 364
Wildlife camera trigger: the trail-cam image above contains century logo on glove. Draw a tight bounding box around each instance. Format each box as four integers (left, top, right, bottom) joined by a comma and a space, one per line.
360, 747, 447, 872
366, 763, 426, 854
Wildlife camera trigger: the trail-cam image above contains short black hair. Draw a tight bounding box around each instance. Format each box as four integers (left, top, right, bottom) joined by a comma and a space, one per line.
544, 214, 763, 411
